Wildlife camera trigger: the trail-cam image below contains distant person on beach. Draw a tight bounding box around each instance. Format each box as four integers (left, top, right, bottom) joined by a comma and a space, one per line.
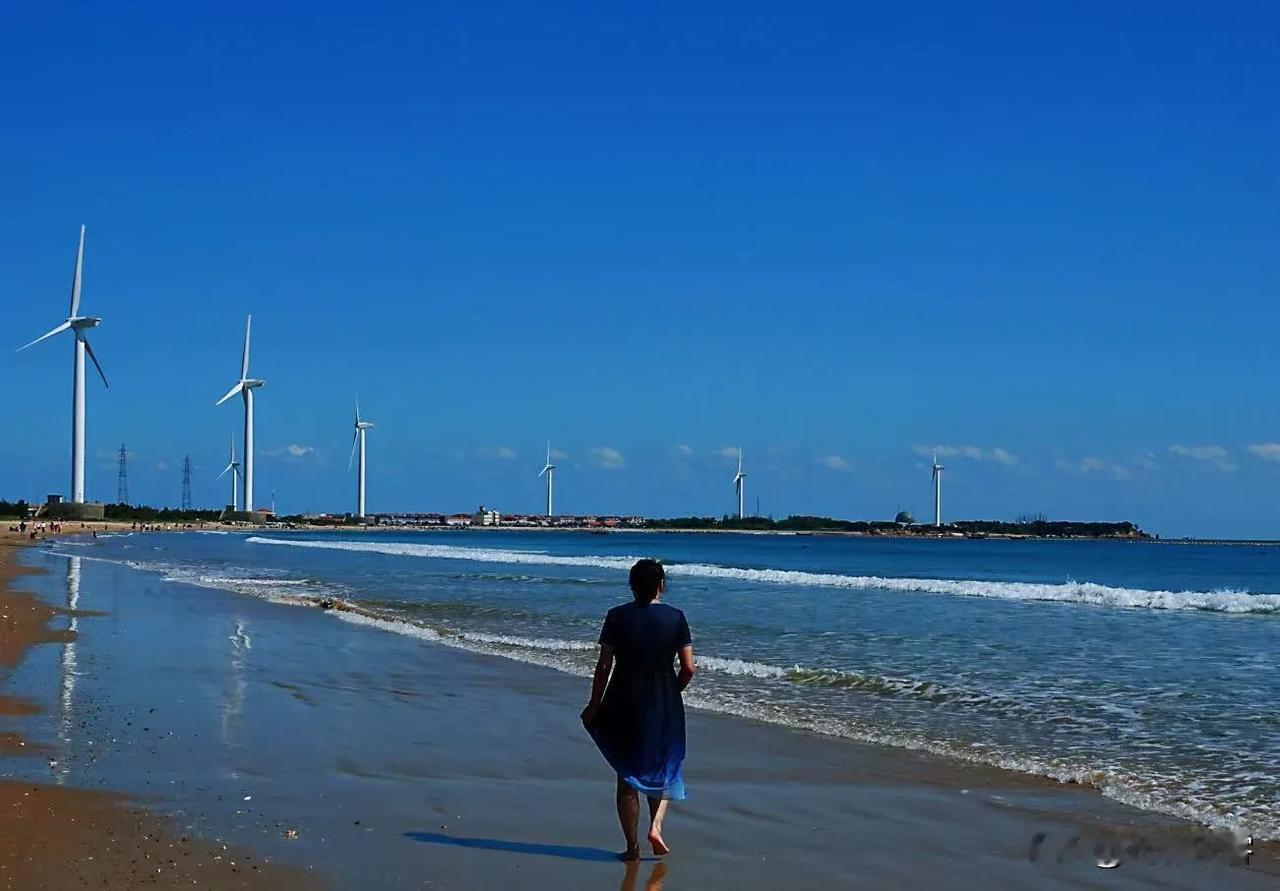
582, 559, 696, 861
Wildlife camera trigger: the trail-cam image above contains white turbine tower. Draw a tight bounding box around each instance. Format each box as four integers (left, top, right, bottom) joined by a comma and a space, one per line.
216, 316, 264, 512
18, 226, 109, 504
349, 398, 374, 519
932, 452, 944, 527
217, 434, 241, 511
733, 448, 747, 520
539, 442, 556, 518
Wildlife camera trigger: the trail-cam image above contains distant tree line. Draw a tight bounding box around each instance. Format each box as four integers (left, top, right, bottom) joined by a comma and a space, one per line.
0, 499, 30, 519
644, 515, 1148, 538
102, 503, 224, 523
3, 498, 224, 523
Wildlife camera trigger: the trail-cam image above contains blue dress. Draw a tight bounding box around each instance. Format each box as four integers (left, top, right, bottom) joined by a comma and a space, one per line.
587, 600, 692, 800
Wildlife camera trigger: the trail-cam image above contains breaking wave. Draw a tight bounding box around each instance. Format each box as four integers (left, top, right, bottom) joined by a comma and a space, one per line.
246, 536, 1280, 614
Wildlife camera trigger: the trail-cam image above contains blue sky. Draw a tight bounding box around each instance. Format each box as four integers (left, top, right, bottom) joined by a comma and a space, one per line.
1, 1, 1277, 536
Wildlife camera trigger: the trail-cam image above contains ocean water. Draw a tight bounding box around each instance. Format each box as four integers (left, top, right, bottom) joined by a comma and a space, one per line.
51, 529, 1280, 840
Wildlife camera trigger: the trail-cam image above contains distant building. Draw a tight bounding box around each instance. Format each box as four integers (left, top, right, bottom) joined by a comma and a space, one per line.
473, 506, 501, 527
895, 510, 915, 525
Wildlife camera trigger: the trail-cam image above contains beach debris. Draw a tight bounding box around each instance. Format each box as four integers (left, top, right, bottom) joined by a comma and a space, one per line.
243, 795, 252, 801
285, 829, 299, 840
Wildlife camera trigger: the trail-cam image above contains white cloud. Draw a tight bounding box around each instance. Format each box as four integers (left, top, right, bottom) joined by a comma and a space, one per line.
716, 446, 741, 460
264, 444, 318, 461
817, 455, 849, 470
669, 444, 694, 458
549, 448, 568, 460
590, 447, 626, 470
915, 445, 1018, 465
1060, 456, 1132, 481
482, 446, 518, 460
987, 448, 1019, 466
156, 460, 171, 472
1169, 445, 1236, 472
1137, 452, 1161, 471
1248, 443, 1280, 464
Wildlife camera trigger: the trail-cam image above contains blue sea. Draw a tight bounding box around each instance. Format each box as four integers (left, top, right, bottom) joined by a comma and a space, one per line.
50, 529, 1280, 840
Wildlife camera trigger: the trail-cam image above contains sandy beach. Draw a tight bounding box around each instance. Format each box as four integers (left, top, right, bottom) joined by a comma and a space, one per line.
0, 532, 316, 889
2, 531, 1276, 888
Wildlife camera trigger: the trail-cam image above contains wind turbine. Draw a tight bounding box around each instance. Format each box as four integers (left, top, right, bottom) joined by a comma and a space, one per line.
18, 226, 109, 504
539, 442, 556, 517
217, 434, 241, 511
931, 452, 944, 527
349, 398, 374, 519
216, 316, 264, 512
733, 448, 746, 519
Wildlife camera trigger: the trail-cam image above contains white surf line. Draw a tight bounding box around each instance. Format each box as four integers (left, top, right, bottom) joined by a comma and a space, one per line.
245, 536, 1280, 614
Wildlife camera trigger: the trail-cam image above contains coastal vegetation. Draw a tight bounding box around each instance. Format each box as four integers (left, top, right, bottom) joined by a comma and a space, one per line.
0, 499, 222, 524
645, 515, 1149, 539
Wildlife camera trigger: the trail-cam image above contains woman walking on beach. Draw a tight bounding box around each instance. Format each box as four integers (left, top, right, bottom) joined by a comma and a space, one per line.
582, 559, 696, 861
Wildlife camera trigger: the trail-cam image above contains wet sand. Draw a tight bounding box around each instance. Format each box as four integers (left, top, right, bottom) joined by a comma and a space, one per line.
4, 539, 1276, 888
0, 534, 316, 889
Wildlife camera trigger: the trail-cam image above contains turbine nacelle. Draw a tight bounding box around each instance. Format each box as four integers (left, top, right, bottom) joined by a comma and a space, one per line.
349, 400, 375, 471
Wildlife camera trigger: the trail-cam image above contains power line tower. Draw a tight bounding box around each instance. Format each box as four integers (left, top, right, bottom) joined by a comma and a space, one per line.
117, 443, 129, 505
181, 455, 193, 511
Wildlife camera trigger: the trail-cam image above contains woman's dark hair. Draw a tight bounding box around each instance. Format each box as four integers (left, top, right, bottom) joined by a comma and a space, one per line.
629, 559, 665, 604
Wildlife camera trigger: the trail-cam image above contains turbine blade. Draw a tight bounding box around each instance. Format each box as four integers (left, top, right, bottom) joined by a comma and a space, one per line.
83, 336, 109, 388
18, 320, 72, 351
215, 381, 245, 405
355, 396, 361, 425
70, 225, 85, 317
241, 315, 252, 379
217, 462, 234, 480
348, 430, 358, 471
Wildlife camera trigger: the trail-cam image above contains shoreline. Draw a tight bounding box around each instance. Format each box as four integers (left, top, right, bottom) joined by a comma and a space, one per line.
0, 531, 317, 888
5, 529, 1274, 885
264, 523, 1280, 546
19, 516, 1274, 547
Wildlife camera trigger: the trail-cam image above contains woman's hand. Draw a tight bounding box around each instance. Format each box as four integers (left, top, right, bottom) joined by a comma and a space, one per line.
582, 644, 613, 729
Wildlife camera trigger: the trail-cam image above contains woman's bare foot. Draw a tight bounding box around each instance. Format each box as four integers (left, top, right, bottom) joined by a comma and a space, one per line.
648, 829, 670, 856
617, 846, 642, 862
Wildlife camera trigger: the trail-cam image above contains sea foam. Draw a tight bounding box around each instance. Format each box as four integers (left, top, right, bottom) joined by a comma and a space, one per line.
246, 536, 1280, 614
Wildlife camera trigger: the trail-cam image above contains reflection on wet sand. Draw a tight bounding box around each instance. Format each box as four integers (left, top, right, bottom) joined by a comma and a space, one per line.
55, 556, 80, 784
221, 619, 251, 746
620, 860, 667, 891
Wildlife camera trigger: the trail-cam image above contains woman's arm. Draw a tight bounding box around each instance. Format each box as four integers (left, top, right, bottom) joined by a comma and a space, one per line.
676, 645, 696, 693
580, 644, 614, 726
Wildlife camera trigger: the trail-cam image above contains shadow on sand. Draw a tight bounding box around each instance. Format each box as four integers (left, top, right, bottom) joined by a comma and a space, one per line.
404, 831, 657, 864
